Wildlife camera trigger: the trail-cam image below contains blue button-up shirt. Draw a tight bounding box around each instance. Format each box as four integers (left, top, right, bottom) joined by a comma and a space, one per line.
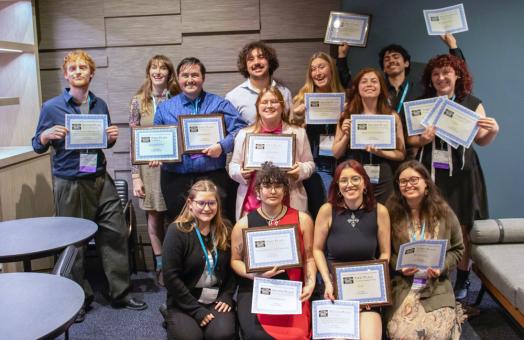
154, 91, 247, 174
32, 89, 114, 179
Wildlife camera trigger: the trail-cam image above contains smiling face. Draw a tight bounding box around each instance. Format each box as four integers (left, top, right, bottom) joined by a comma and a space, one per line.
63, 60, 93, 89
338, 167, 365, 205
358, 71, 381, 99
188, 190, 218, 226
383, 51, 409, 77
431, 65, 459, 97
177, 63, 204, 99
257, 91, 283, 124
398, 167, 427, 203
149, 60, 170, 88
246, 48, 269, 80
310, 57, 332, 91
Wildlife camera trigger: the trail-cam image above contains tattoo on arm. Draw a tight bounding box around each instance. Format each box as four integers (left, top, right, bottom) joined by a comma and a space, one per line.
235, 243, 243, 256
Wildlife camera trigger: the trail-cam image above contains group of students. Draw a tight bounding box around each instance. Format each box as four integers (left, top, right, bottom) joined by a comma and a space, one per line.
31, 31, 499, 337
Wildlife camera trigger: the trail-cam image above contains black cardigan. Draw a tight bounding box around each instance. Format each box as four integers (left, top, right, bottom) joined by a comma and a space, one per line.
163, 222, 237, 322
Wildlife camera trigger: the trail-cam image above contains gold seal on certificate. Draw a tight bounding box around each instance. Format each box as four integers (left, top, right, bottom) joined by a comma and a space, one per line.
179, 114, 226, 153
65, 114, 108, 150
131, 126, 181, 164
242, 224, 302, 273
331, 259, 392, 307
243, 133, 296, 171
324, 11, 371, 47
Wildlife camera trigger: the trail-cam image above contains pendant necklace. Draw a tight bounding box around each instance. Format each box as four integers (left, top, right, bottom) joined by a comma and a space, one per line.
346, 202, 364, 228
260, 205, 285, 226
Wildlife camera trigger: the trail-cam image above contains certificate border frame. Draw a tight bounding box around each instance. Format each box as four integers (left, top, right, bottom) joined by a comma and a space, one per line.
131, 125, 182, 164
65, 114, 108, 150
423, 3, 468, 35
396, 239, 448, 271
243, 133, 296, 171
330, 259, 392, 308
403, 97, 440, 136
252, 277, 302, 315
305, 92, 345, 125
179, 114, 226, 153
324, 11, 371, 47
312, 300, 360, 339
350, 114, 396, 149
242, 224, 302, 273
431, 99, 480, 148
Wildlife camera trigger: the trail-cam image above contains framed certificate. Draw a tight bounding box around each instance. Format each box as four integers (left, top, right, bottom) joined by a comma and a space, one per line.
396, 239, 448, 271
324, 11, 371, 47
242, 224, 302, 273
403, 97, 442, 136
252, 277, 302, 315
312, 300, 359, 339
305, 93, 345, 125
430, 99, 480, 148
179, 114, 226, 153
243, 133, 295, 171
350, 114, 396, 149
331, 259, 392, 307
131, 126, 181, 164
65, 114, 108, 150
423, 4, 468, 35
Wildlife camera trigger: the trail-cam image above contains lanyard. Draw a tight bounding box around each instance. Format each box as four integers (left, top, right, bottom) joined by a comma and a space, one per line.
410, 221, 426, 242
151, 95, 157, 115
396, 82, 409, 113
194, 226, 218, 276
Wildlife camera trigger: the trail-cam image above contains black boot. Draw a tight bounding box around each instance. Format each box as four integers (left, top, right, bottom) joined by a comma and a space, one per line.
454, 269, 470, 300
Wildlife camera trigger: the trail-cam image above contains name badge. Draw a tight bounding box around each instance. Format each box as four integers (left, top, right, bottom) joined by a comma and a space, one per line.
318, 134, 335, 157
79, 152, 97, 173
364, 164, 380, 184
411, 271, 427, 291
432, 149, 450, 170
198, 287, 219, 305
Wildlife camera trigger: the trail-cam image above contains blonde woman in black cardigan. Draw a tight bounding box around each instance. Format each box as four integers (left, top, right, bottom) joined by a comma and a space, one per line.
163, 180, 236, 340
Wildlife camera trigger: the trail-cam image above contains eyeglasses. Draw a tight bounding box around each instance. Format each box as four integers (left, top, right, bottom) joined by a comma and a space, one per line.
192, 200, 218, 209
338, 176, 362, 186
259, 99, 281, 107
398, 176, 421, 187
261, 183, 285, 190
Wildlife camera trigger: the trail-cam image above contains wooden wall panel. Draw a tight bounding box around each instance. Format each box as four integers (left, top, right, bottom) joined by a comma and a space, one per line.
261, 0, 340, 40
204, 73, 245, 98
181, 0, 259, 33
40, 68, 108, 103
39, 49, 108, 70
38, 0, 106, 50
104, 0, 181, 17
105, 15, 182, 47
0, 1, 34, 44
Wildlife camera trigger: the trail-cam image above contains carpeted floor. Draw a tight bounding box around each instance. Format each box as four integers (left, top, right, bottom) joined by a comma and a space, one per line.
56, 267, 524, 339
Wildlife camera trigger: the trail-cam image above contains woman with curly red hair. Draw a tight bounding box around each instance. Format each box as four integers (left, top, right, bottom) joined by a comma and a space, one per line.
407, 54, 499, 299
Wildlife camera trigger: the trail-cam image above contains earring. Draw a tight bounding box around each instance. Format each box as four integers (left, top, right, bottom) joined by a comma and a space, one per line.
363, 188, 367, 195
337, 191, 342, 197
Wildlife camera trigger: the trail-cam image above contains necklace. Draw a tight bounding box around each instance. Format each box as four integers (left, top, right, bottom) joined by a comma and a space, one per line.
259, 205, 285, 226
345, 202, 363, 228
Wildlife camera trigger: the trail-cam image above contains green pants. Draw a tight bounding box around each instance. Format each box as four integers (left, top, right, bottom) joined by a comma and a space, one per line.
54, 173, 130, 300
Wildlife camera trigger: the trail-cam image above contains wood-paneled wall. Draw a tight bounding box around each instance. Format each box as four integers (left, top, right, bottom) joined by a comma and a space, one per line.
37, 0, 340, 268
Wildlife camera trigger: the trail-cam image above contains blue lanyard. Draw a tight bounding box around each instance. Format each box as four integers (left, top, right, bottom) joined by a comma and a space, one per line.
194, 226, 218, 276
450, 94, 456, 101
411, 221, 426, 242
396, 82, 409, 113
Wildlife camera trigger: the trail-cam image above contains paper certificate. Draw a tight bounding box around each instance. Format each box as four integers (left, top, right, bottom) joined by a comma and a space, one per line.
350, 114, 396, 149
331, 259, 392, 307
65, 114, 108, 149
243, 225, 302, 273
403, 97, 443, 136
131, 126, 181, 164
243, 133, 295, 170
252, 277, 302, 315
312, 300, 359, 339
430, 100, 480, 148
179, 114, 225, 153
396, 240, 448, 271
423, 4, 468, 35
324, 11, 370, 47
305, 93, 345, 125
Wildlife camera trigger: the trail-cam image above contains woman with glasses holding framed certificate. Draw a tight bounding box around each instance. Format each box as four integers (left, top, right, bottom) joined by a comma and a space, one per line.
385, 160, 465, 340
228, 86, 315, 221
163, 180, 237, 340
313, 159, 391, 340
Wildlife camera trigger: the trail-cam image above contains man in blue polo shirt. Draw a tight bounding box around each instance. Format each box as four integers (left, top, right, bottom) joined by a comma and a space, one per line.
154, 57, 246, 222
32, 50, 147, 322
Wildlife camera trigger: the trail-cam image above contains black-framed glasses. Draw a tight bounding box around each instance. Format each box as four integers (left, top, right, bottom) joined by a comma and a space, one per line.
398, 176, 421, 187
192, 200, 218, 209
338, 176, 362, 186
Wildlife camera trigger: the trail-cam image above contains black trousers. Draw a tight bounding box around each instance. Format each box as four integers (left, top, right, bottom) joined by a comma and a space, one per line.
160, 168, 237, 224
166, 306, 236, 340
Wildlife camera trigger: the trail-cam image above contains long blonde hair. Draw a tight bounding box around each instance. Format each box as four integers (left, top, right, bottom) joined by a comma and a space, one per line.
293, 52, 345, 105
135, 55, 180, 116
175, 180, 230, 251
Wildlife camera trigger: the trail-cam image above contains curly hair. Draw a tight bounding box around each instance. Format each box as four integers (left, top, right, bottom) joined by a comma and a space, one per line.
386, 160, 448, 240
378, 44, 411, 75
422, 54, 473, 100
62, 49, 96, 74
254, 161, 290, 197
237, 41, 279, 78
328, 160, 376, 213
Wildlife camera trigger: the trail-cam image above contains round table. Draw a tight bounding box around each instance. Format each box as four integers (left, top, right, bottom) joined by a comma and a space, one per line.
0, 216, 97, 271
0, 272, 84, 339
